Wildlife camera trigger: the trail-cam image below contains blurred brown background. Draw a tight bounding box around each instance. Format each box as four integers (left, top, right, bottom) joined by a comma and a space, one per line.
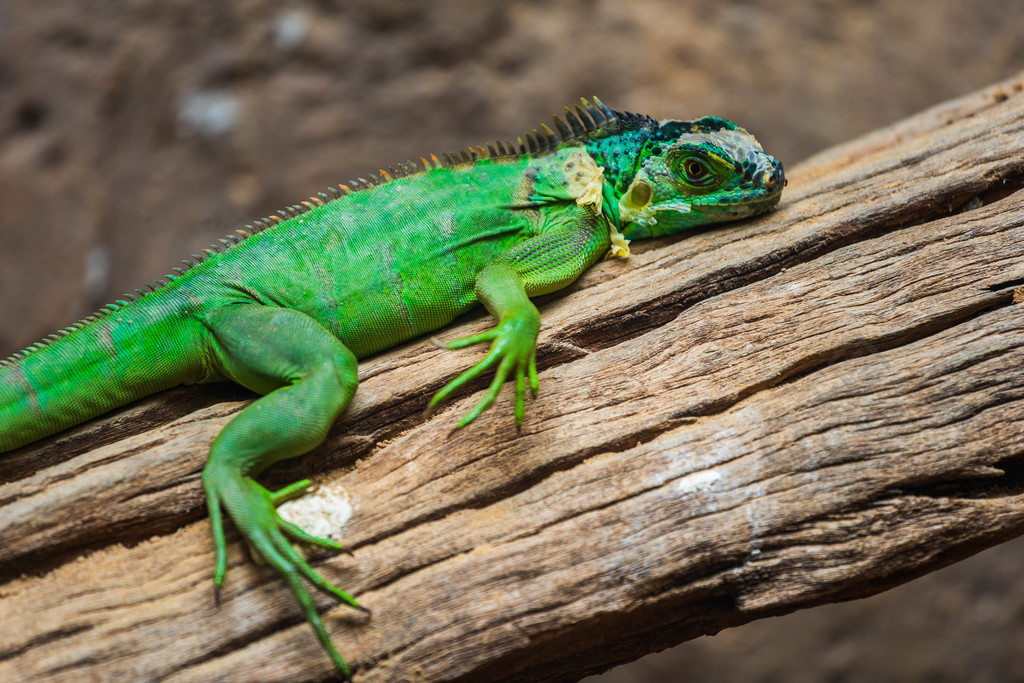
1, 1, 1023, 680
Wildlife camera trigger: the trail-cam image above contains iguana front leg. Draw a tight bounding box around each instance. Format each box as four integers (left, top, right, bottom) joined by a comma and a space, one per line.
429, 263, 541, 426
198, 305, 365, 679
430, 203, 611, 426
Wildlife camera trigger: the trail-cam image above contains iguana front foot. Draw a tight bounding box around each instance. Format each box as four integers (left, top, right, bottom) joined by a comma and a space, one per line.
429, 316, 540, 427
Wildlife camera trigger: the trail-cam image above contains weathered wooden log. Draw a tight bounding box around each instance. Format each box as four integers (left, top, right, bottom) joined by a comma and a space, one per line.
2, 73, 1024, 682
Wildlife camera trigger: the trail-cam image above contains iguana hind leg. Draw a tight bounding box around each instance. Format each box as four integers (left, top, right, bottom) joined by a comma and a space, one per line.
198, 304, 363, 678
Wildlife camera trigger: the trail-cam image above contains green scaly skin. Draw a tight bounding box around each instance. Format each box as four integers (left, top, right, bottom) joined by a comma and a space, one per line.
0, 98, 783, 678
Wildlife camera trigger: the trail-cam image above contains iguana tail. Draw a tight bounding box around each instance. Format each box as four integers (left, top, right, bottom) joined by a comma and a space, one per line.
0, 295, 208, 453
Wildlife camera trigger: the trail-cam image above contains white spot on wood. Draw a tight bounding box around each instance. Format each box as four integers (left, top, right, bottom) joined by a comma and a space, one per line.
673, 469, 720, 495
277, 482, 354, 543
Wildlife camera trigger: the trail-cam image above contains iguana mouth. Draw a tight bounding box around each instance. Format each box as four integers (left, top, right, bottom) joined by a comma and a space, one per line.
689, 184, 783, 210
618, 178, 782, 227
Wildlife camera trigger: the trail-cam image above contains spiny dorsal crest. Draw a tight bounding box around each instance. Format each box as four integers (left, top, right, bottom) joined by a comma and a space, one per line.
438, 96, 645, 167
336, 97, 643, 185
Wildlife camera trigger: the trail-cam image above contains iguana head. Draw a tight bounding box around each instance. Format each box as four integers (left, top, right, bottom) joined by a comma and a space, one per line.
618, 116, 784, 239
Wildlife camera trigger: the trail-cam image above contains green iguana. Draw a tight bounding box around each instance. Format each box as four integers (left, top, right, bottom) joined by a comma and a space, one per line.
0, 98, 784, 678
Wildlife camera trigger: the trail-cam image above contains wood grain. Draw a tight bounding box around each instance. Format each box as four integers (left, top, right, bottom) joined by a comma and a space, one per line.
2, 72, 1024, 681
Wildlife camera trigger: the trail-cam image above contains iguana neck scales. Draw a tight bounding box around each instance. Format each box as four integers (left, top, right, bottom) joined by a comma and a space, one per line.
0, 98, 783, 679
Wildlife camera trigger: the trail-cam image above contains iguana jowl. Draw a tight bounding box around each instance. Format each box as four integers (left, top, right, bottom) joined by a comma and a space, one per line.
0, 98, 784, 678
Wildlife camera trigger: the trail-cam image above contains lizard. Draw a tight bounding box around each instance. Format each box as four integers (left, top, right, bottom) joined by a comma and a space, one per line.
0, 98, 784, 679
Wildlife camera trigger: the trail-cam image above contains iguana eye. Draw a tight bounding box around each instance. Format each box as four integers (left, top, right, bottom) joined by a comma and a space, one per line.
685, 160, 707, 180
676, 156, 718, 188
